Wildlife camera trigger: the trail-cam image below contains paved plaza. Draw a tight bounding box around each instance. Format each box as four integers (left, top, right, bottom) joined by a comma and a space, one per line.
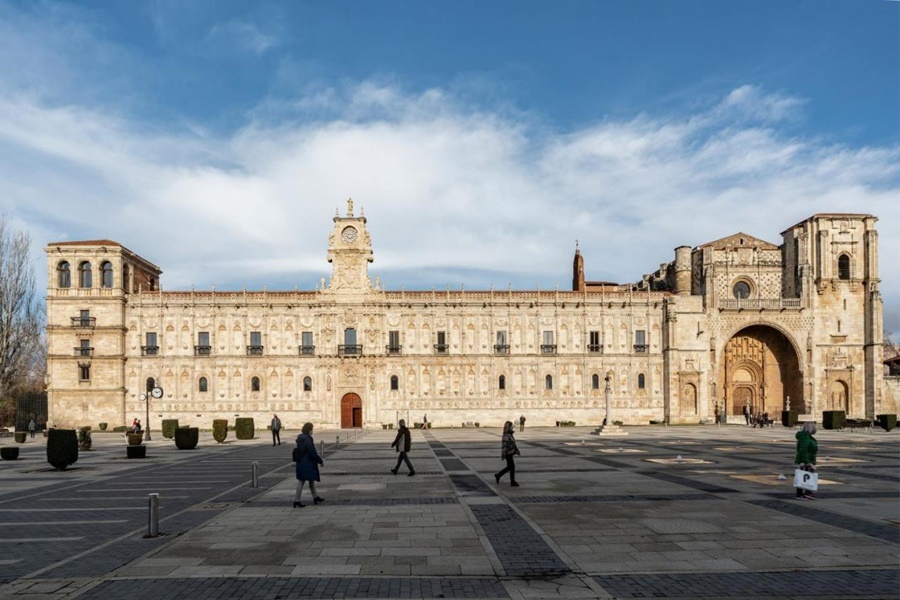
0, 424, 898, 599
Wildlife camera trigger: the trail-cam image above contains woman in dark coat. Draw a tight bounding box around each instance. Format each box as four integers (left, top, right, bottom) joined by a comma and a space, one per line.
293, 422, 324, 507
794, 421, 818, 499
494, 420, 520, 487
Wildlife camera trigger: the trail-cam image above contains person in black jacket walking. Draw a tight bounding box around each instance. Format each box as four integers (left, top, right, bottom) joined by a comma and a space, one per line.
494, 421, 520, 487
390, 419, 415, 476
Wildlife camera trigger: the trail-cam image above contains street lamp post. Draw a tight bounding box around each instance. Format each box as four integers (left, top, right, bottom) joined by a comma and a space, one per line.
145, 386, 163, 441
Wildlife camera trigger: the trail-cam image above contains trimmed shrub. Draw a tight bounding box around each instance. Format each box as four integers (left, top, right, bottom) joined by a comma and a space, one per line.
14, 432, 26, 443
559, 421, 576, 427
212, 419, 228, 444
877, 414, 897, 432
1, 447, 19, 460
822, 410, 846, 430
413, 422, 422, 429
161, 419, 179, 439
98, 422, 108, 431
112, 425, 128, 432
174, 427, 199, 450
235, 418, 254, 440
47, 429, 78, 471
426, 422, 432, 429
127, 433, 143, 446
781, 410, 798, 428
126, 445, 146, 459
77, 427, 92, 450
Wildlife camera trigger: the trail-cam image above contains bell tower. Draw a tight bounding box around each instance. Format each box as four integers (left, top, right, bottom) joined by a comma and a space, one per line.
326, 198, 374, 293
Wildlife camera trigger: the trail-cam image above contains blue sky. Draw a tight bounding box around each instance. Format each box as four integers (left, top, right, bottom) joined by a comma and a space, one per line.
0, 0, 898, 333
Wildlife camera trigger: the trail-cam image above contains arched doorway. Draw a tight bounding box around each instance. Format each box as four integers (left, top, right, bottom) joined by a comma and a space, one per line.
720, 325, 803, 418
340, 393, 362, 429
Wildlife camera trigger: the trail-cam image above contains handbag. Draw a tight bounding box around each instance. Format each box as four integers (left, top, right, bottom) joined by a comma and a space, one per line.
793, 468, 818, 491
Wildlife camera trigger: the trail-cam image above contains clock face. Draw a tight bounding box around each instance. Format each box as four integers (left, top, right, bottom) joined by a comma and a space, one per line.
341, 226, 358, 243
151, 386, 164, 399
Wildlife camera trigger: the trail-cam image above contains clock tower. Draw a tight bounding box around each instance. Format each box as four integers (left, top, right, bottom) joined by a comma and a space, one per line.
326, 198, 374, 292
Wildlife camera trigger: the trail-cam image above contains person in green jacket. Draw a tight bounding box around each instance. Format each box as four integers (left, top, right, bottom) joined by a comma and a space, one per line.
794, 421, 818, 499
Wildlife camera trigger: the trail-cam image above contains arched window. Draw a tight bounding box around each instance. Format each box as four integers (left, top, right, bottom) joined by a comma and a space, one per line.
638, 373, 646, 389
499, 375, 506, 390
123, 264, 130, 293
145, 377, 155, 392
251, 376, 260, 392
838, 254, 851, 280
390, 375, 399, 391
101, 261, 113, 288
303, 376, 312, 391
79, 261, 92, 288
198, 377, 208, 392
545, 375, 553, 390
58, 261, 71, 288
592, 374, 600, 390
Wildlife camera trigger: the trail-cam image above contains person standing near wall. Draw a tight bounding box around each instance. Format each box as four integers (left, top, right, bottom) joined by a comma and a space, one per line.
271, 414, 282, 446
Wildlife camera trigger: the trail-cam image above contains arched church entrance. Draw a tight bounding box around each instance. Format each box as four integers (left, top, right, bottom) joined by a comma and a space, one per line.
340, 393, 363, 429
827, 380, 849, 412
720, 325, 803, 418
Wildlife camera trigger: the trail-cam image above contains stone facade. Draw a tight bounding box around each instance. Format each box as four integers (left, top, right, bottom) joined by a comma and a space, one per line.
45, 204, 889, 429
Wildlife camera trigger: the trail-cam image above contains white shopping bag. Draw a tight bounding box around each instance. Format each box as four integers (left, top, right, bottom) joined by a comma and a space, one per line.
793, 468, 818, 491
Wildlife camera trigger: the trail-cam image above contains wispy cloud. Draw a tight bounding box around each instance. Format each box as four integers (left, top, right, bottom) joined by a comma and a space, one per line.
206, 20, 277, 56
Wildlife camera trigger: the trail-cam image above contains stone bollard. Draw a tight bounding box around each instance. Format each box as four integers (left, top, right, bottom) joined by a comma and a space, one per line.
147, 493, 159, 538
251, 461, 259, 488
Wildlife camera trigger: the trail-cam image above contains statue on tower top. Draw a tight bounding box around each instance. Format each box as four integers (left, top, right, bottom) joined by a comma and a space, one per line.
347, 198, 354, 217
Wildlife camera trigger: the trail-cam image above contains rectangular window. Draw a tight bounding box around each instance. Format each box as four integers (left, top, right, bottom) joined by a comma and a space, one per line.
72, 309, 94, 327
79, 364, 90, 381
300, 331, 314, 355
635, 330, 648, 353
541, 330, 556, 354
340, 328, 361, 355
387, 330, 401, 354
495, 330, 509, 354
77, 339, 92, 357
249, 331, 263, 355
589, 331, 601, 353
143, 332, 158, 356
435, 331, 448, 354
196, 331, 211, 356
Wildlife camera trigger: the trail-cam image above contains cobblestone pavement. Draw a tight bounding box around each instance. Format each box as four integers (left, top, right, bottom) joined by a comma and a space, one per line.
1, 425, 897, 599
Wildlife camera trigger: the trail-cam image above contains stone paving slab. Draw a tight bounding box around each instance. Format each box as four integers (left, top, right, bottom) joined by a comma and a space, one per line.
1, 425, 898, 599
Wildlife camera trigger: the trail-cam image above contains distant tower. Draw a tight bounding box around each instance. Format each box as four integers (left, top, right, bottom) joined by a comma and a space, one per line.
572, 243, 585, 292
674, 246, 692, 295
326, 198, 374, 293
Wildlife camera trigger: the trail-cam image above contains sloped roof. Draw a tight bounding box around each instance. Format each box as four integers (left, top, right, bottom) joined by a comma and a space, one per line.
47, 239, 121, 247
696, 232, 779, 251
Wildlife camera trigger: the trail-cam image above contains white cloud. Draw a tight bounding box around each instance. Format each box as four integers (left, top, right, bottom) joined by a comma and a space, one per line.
0, 81, 897, 334
206, 20, 277, 56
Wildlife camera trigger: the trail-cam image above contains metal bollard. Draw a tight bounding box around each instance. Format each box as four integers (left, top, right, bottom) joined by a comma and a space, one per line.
319, 440, 325, 456
148, 493, 159, 538
251, 461, 259, 488
335, 435, 340, 449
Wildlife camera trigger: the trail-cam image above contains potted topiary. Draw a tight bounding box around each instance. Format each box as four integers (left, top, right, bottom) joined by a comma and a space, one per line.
14, 431, 26, 443
127, 433, 144, 446
98, 422, 108, 431
234, 418, 254, 440
47, 429, 78, 471
212, 419, 228, 443
877, 414, 897, 432
77, 427, 92, 450
1, 447, 19, 460
823, 410, 846, 430
174, 426, 199, 450
161, 419, 179, 439
781, 410, 798, 428
126, 444, 146, 459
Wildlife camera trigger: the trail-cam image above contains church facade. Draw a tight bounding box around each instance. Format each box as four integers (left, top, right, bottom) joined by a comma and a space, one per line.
45, 203, 888, 429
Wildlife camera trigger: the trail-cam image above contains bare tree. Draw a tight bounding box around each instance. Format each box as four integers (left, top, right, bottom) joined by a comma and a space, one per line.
0, 216, 43, 401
